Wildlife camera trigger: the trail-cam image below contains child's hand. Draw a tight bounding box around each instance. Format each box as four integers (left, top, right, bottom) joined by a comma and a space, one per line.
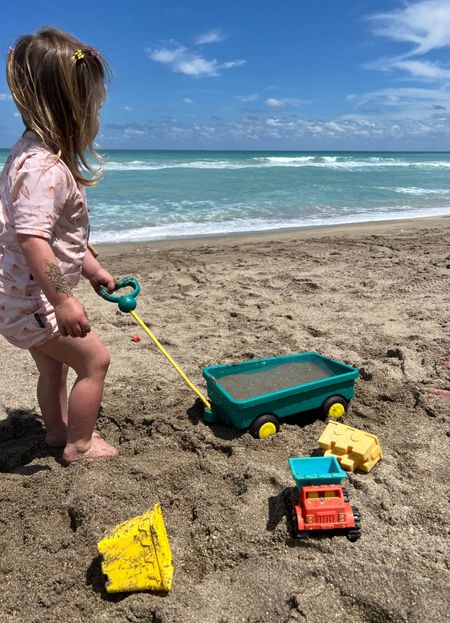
54, 298, 91, 338
89, 268, 116, 293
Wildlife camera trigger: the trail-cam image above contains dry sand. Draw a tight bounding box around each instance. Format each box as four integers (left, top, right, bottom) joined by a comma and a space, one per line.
0, 216, 449, 623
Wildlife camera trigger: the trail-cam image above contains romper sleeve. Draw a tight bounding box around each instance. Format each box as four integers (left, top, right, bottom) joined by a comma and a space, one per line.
12, 154, 72, 240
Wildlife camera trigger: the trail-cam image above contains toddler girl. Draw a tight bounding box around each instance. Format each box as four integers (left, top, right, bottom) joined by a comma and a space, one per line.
0, 28, 118, 463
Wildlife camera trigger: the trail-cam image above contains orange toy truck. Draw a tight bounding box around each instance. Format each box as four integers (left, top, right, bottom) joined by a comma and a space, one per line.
286, 457, 361, 542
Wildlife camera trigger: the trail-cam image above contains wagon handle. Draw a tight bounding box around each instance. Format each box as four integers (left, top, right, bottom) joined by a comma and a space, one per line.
99, 276, 140, 312
99, 275, 211, 410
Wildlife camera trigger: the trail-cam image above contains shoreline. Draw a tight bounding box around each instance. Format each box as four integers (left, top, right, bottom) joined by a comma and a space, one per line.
95, 214, 449, 254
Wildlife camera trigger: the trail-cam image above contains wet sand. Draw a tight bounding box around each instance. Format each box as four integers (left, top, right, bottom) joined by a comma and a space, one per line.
0, 215, 449, 622
216, 361, 333, 401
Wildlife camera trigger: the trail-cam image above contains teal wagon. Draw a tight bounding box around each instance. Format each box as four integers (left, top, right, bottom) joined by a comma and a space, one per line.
99, 280, 358, 439
202, 352, 359, 438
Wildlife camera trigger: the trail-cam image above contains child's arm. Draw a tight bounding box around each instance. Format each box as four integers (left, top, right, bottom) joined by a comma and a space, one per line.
17, 234, 91, 339
81, 247, 116, 293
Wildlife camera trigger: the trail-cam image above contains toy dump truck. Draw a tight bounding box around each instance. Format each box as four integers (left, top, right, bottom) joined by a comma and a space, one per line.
286, 456, 361, 541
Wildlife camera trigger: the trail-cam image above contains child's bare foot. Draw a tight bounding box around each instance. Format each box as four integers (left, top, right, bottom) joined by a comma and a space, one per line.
63, 434, 118, 464
428, 388, 450, 400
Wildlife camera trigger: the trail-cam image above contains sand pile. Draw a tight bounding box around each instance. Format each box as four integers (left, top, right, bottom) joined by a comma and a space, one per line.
0, 217, 449, 622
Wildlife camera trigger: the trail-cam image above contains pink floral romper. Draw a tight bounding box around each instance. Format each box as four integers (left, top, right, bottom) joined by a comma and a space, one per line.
0, 131, 89, 349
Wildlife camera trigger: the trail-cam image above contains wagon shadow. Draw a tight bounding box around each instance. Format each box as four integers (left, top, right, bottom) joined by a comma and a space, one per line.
283, 407, 325, 428
187, 398, 325, 441
186, 399, 246, 440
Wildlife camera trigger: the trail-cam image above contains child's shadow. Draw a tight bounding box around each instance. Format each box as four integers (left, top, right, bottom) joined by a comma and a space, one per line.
0, 409, 53, 473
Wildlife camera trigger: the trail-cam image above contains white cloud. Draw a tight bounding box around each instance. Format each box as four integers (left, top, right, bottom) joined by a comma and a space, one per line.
103, 111, 450, 147
391, 59, 450, 80
124, 128, 146, 136
124, 105, 133, 112
353, 86, 450, 116
149, 46, 186, 64
265, 98, 286, 108
235, 94, 259, 102
265, 97, 303, 108
195, 30, 227, 45
358, 2, 450, 117
145, 45, 245, 78
367, 56, 450, 81
183, 97, 193, 104
323, 120, 347, 133
369, 0, 450, 56
221, 60, 246, 69
0, 93, 12, 101
177, 57, 219, 77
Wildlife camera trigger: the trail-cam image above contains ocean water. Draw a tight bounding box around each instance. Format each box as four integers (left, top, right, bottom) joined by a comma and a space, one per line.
2, 149, 450, 243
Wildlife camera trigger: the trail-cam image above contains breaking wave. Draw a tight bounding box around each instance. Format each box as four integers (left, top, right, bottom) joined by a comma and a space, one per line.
104, 155, 450, 172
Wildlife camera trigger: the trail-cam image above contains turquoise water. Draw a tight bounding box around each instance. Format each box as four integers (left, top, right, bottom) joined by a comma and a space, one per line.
2, 149, 450, 242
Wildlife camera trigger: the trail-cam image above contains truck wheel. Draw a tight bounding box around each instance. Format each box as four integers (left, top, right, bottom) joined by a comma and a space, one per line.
249, 414, 280, 439
321, 395, 348, 420
347, 506, 362, 542
284, 489, 299, 538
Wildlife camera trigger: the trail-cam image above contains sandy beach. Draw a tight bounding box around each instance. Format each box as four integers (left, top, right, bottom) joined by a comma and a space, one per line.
0, 215, 449, 623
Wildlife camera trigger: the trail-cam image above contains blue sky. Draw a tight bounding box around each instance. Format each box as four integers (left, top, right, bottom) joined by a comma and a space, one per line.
2, 0, 450, 149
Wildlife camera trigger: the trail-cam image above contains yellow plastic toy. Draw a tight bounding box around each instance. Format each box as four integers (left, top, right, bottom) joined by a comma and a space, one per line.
318, 421, 383, 473
97, 504, 173, 593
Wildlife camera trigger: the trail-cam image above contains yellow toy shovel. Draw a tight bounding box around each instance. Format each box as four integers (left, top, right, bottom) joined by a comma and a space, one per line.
97, 503, 173, 593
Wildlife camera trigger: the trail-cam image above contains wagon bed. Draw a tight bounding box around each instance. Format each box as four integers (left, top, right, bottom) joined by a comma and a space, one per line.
202, 352, 359, 436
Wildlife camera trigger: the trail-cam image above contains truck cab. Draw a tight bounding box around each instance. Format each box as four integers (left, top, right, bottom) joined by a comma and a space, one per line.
294, 484, 354, 531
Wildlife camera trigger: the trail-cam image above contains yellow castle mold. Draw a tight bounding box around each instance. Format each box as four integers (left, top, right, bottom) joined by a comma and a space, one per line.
97, 503, 173, 593
318, 421, 383, 473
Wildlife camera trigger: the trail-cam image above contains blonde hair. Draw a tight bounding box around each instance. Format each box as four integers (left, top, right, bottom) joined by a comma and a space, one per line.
7, 28, 109, 186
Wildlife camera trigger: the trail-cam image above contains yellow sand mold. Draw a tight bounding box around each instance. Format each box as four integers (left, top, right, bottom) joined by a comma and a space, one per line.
97, 503, 173, 593
318, 421, 383, 473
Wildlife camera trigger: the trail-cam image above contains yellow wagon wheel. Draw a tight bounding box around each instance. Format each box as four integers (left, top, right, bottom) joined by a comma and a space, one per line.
249, 414, 280, 439
321, 395, 348, 420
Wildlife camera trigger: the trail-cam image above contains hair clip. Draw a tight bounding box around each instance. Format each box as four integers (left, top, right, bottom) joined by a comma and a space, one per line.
89, 48, 100, 59
8, 46, 14, 55
73, 49, 85, 61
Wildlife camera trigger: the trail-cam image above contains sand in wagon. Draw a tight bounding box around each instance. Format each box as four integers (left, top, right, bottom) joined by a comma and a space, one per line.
216, 361, 333, 401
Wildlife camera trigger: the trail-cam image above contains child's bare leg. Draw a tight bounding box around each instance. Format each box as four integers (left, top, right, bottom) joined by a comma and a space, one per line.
29, 349, 68, 446
32, 331, 118, 463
